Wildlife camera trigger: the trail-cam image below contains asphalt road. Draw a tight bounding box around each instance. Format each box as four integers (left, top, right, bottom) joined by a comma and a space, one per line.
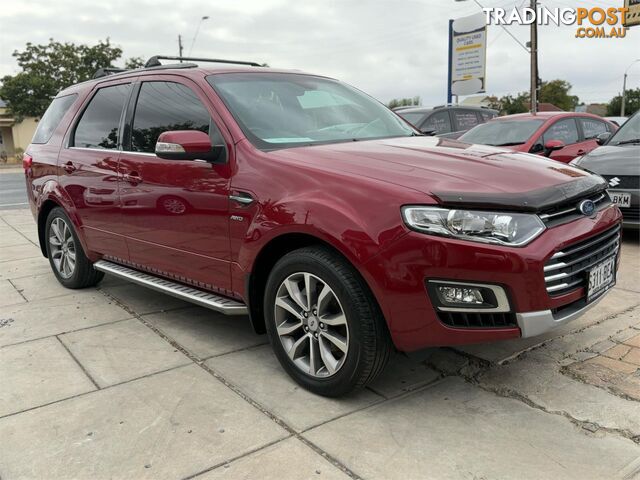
0, 170, 28, 210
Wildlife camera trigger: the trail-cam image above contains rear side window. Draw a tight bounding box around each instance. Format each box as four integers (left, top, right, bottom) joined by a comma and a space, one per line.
480, 111, 495, 122
32, 94, 77, 144
423, 111, 451, 134
579, 118, 609, 139
453, 110, 480, 131
131, 82, 212, 153
543, 118, 579, 145
74, 84, 131, 149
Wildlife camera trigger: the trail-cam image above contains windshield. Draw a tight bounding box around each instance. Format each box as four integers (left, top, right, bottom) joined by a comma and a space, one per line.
459, 119, 545, 146
608, 112, 640, 145
207, 73, 415, 149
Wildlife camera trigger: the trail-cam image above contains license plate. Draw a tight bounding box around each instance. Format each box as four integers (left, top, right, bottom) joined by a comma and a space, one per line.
587, 255, 616, 303
610, 192, 631, 208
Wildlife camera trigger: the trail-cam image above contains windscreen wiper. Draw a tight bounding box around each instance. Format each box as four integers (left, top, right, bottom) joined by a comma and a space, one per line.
615, 138, 640, 145
492, 142, 525, 146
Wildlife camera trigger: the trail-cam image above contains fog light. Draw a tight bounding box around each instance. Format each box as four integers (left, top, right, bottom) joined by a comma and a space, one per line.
427, 281, 511, 313
438, 286, 484, 305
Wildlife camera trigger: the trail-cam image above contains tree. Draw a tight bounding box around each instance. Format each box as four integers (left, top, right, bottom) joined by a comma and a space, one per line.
497, 92, 530, 115
607, 88, 640, 116
0, 39, 139, 119
538, 79, 579, 112
387, 96, 421, 109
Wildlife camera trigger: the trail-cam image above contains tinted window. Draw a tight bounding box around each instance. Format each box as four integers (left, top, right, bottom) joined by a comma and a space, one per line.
74, 85, 130, 149
480, 111, 496, 122
459, 119, 544, 146
398, 112, 426, 127
453, 110, 480, 131
32, 94, 77, 144
543, 118, 579, 145
423, 111, 451, 134
579, 118, 609, 139
131, 82, 212, 153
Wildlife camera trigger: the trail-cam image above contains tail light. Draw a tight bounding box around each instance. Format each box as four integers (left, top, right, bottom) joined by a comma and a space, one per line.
22, 153, 33, 170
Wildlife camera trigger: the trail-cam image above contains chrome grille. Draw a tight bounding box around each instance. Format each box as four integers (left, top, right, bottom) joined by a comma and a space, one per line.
544, 225, 621, 296
538, 191, 610, 226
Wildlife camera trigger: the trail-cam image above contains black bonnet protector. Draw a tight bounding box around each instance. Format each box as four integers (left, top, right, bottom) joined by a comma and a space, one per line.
431, 175, 607, 213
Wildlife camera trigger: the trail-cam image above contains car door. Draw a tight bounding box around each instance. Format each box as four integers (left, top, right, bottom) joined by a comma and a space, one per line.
540, 117, 582, 162
58, 80, 133, 259
118, 78, 233, 291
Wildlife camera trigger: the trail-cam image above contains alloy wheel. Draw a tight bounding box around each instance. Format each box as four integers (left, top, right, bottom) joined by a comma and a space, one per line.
49, 217, 76, 279
274, 272, 349, 378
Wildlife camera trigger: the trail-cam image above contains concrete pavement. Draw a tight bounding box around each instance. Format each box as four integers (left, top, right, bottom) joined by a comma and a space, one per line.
0, 169, 28, 210
1, 207, 639, 479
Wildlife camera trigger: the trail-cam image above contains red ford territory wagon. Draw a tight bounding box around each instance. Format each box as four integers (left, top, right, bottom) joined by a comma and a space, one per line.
24, 57, 622, 396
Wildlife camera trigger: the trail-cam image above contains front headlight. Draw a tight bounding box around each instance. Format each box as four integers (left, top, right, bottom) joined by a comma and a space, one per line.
402, 206, 545, 247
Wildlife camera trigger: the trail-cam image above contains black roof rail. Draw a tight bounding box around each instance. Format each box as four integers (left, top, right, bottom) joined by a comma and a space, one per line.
145, 55, 262, 68
93, 67, 128, 79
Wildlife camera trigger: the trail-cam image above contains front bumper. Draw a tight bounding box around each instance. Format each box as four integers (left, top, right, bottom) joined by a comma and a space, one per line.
516, 294, 606, 338
362, 204, 622, 351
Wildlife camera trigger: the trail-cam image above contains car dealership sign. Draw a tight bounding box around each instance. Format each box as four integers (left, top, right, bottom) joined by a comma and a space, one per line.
447, 12, 487, 102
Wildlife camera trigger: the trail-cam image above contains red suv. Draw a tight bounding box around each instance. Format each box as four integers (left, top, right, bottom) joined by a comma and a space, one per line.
24, 57, 622, 396
459, 112, 618, 162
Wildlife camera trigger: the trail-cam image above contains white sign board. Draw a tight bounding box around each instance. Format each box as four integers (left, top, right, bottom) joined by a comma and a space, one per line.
449, 13, 487, 97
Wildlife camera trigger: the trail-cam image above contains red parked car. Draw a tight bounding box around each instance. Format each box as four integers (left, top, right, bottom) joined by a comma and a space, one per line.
458, 112, 618, 162
24, 57, 621, 396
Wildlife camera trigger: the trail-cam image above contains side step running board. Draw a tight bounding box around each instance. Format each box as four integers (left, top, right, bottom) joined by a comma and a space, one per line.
94, 260, 248, 315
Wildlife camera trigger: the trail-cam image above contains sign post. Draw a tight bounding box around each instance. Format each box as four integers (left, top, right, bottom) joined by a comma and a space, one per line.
447, 13, 487, 102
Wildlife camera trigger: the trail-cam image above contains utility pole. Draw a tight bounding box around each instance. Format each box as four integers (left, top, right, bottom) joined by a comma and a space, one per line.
530, 0, 538, 114
621, 73, 627, 116
178, 35, 184, 62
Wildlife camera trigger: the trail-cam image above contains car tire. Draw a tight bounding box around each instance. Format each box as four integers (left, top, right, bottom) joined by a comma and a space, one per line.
45, 207, 104, 289
264, 246, 391, 397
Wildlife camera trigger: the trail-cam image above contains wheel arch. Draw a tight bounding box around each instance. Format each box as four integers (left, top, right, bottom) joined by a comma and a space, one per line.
37, 199, 62, 257
245, 231, 384, 335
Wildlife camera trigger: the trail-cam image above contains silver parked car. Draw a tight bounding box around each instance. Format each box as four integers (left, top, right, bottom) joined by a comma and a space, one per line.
571, 111, 640, 229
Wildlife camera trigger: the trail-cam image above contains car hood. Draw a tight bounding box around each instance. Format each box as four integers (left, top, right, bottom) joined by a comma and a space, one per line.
271, 136, 605, 211
577, 144, 640, 175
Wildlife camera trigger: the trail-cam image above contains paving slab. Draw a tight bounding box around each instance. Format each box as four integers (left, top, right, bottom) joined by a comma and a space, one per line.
0, 279, 26, 307
456, 287, 640, 363
10, 272, 75, 301
101, 282, 192, 315
0, 365, 288, 480
0, 255, 51, 280
0, 229, 26, 247
59, 319, 192, 387
0, 292, 132, 347
618, 233, 640, 293
0, 209, 36, 226
304, 377, 640, 480
479, 349, 640, 438
143, 306, 265, 360
0, 337, 96, 417
368, 352, 441, 399
206, 344, 383, 432
0, 243, 40, 264
197, 437, 350, 480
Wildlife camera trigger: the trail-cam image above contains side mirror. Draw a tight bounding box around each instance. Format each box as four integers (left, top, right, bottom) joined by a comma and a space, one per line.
155, 130, 225, 163
596, 132, 611, 145
543, 139, 565, 157
421, 128, 437, 136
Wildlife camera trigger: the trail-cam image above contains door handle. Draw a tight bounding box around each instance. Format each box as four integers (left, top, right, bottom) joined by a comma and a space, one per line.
123, 172, 143, 185
63, 161, 76, 173
229, 191, 255, 206
576, 149, 586, 155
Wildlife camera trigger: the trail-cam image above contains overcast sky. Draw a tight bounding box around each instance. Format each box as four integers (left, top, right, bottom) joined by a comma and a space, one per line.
1, 0, 638, 105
